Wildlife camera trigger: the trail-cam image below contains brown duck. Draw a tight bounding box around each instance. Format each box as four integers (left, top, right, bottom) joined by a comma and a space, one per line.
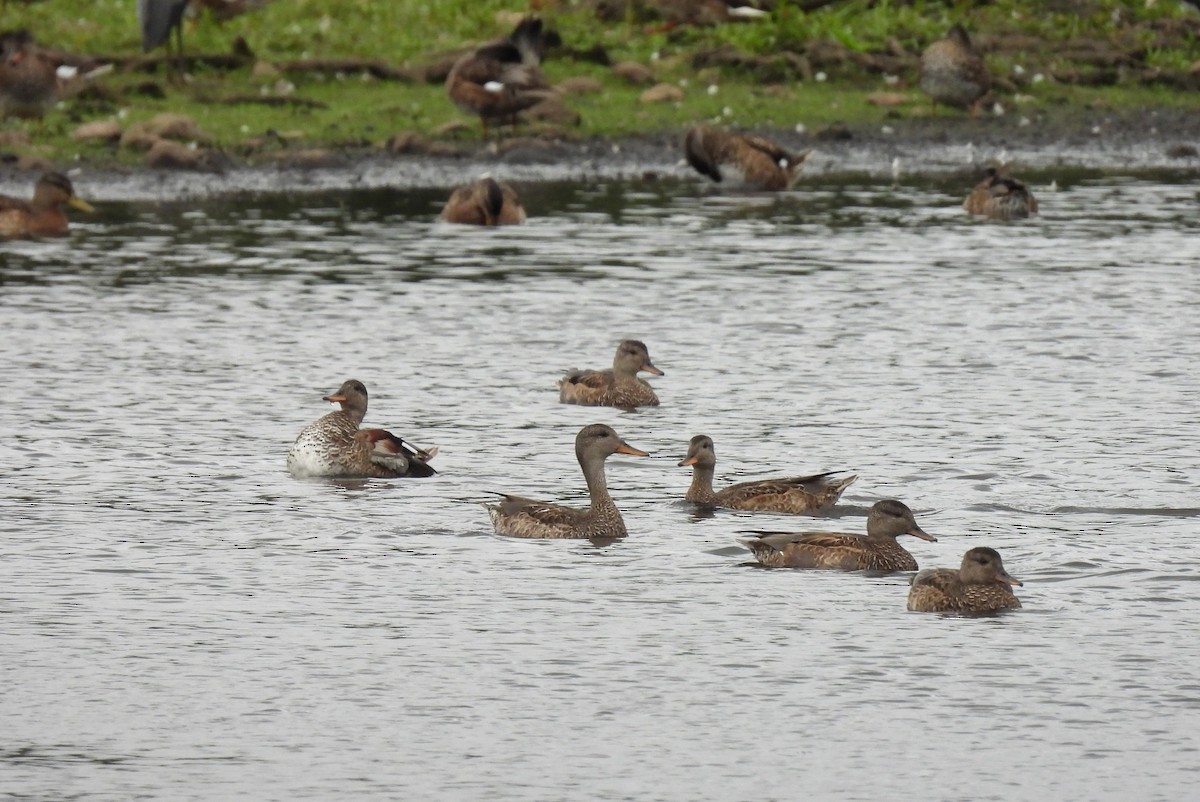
918, 24, 990, 116
907, 547, 1022, 613
963, 167, 1038, 220
0, 29, 58, 120
440, 177, 526, 225
445, 15, 555, 138
486, 423, 649, 539
678, 434, 857, 514
0, 172, 94, 240
739, 499, 936, 571
558, 340, 663, 409
286, 379, 437, 479
683, 125, 812, 191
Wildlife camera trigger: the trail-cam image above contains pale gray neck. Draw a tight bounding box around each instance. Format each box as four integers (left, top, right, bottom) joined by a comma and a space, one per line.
686, 464, 718, 503
581, 455, 616, 512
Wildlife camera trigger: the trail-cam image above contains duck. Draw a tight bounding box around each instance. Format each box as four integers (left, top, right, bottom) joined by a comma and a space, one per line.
445, 15, 555, 138
286, 379, 437, 479
963, 167, 1038, 219
0, 172, 94, 240
739, 499, 936, 571
558, 340, 663, 409
683, 125, 812, 191
918, 24, 990, 116
486, 423, 649, 539
440, 177, 526, 225
678, 434, 857, 514
0, 29, 58, 120
907, 547, 1022, 613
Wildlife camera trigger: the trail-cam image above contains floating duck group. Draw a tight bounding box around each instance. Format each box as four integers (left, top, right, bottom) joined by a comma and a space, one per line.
288, 338, 1024, 616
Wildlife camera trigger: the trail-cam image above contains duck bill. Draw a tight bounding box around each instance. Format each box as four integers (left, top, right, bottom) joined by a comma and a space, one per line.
68, 195, 95, 213
641, 362, 665, 377
996, 571, 1023, 587
677, 455, 699, 467
908, 527, 937, 542
616, 442, 650, 457
322, 394, 348, 403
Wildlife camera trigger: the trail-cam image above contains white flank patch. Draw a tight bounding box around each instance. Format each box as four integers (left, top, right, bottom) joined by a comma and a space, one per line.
484, 81, 505, 93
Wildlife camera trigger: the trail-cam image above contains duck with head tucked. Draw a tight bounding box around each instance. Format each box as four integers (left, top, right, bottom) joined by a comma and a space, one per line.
739, 499, 936, 571
683, 125, 812, 191
486, 423, 649, 539
963, 167, 1038, 220
678, 434, 856, 514
440, 177, 526, 226
0, 172, 94, 240
286, 379, 437, 479
919, 23, 990, 116
445, 15, 555, 138
0, 29, 58, 120
908, 547, 1022, 613
559, 340, 663, 409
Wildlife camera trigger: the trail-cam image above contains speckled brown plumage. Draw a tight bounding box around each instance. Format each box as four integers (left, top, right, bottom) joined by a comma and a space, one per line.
445, 16, 555, 138
678, 434, 856, 514
919, 24, 989, 114
440, 177, 526, 225
683, 125, 812, 191
908, 547, 1022, 613
739, 499, 936, 571
0, 172, 93, 240
963, 167, 1038, 220
558, 340, 663, 409
286, 379, 437, 479
486, 424, 649, 539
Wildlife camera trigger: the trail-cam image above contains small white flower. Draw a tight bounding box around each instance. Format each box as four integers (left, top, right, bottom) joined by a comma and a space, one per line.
707, 84, 719, 95
1012, 64, 1026, 76
794, 123, 806, 134
1018, 116, 1031, 127
881, 125, 894, 135
883, 74, 898, 85
815, 71, 827, 82
1032, 73, 1045, 84
722, 106, 733, 117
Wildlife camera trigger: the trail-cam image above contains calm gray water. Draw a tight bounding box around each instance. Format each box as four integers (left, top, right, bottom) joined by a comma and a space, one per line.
2, 170, 1199, 801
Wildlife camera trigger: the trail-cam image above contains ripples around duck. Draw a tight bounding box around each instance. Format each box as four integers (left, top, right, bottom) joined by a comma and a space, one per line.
2, 171, 1199, 801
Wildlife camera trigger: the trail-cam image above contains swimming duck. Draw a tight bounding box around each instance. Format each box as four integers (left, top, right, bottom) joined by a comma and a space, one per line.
440, 177, 526, 225
558, 340, 663, 409
907, 547, 1022, 613
683, 125, 812, 191
918, 24, 990, 116
678, 434, 857, 514
486, 423, 649, 539
963, 167, 1038, 219
0, 29, 58, 120
286, 379, 437, 479
739, 499, 936, 571
445, 15, 555, 138
0, 172, 94, 240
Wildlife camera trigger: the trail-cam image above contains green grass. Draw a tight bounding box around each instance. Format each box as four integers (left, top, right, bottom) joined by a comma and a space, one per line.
2, 0, 1197, 165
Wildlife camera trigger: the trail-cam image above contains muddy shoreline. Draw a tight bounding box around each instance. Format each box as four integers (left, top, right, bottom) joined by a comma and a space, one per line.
3, 106, 1197, 202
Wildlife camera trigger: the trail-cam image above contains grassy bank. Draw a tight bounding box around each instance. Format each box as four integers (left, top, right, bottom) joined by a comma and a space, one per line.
2, 0, 1198, 167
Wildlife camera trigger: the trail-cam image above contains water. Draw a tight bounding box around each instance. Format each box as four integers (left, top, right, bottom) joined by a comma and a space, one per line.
2, 171, 1199, 801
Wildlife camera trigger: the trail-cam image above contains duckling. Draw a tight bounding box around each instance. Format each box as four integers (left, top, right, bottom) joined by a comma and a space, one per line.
286, 380, 437, 479
678, 434, 856, 514
919, 24, 990, 116
739, 499, 936, 571
683, 125, 812, 191
0, 172, 94, 240
440, 177, 526, 225
558, 340, 663, 409
445, 15, 555, 138
963, 167, 1038, 219
486, 423, 649, 539
907, 547, 1022, 613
